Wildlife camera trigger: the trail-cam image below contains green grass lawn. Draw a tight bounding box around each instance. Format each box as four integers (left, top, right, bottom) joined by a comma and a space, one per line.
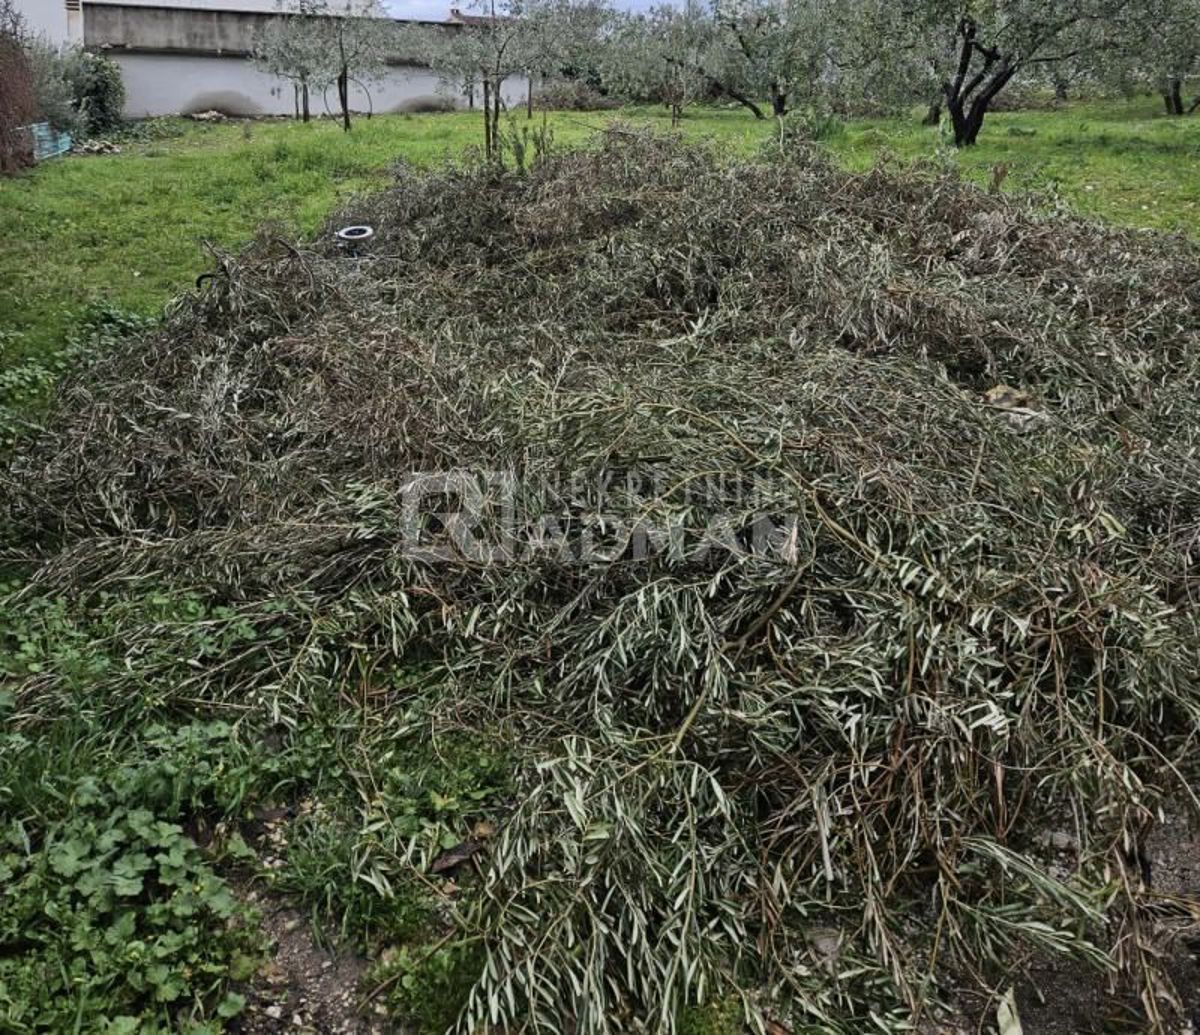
836, 98, 1200, 234
1, 96, 1197, 375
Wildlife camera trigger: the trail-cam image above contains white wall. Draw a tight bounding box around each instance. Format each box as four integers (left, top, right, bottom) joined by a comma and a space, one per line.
14, 0, 74, 44
111, 51, 527, 118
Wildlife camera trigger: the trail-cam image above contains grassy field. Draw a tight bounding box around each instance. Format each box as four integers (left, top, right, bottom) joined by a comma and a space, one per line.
1, 97, 1198, 377
836, 98, 1200, 231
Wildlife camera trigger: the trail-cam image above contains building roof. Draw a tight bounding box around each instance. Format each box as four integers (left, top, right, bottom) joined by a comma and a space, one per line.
447, 5, 510, 25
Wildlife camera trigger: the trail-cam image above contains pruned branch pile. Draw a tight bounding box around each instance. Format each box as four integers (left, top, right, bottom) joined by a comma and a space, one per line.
7, 129, 1200, 1032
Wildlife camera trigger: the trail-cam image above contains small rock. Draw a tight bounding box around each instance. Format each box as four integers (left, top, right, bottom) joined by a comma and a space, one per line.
1050, 830, 1075, 851
265, 1004, 284, 1020
806, 927, 843, 975
472, 819, 498, 839
260, 961, 288, 986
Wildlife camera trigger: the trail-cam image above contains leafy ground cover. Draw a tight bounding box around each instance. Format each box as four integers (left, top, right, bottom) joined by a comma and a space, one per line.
3, 125, 1199, 1034
0, 582, 517, 1032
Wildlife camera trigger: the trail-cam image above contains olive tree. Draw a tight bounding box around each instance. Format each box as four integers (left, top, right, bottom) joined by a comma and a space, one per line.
1134, 0, 1200, 114
403, 1, 529, 158
600, 0, 818, 121
847, 0, 1138, 146
599, 3, 714, 124
406, 0, 607, 159
710, 0, 838, 118
323, 0, 395, 132
256, 0, 393, 131
253, 0, 331, 122
519, 0, 613, 116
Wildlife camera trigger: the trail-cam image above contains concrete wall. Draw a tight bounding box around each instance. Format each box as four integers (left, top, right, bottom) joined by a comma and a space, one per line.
110, 51, 527, 117
86, 3, 273, 55
89, 0, 286, 11
85, 2, 449, 57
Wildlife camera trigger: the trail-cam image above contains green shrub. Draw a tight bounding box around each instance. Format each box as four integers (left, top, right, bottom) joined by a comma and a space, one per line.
23, 41, 80, 135
66, 49, 125, 136
10, 42, 124, 138
678, 997, 744, 1035
370, 940, 486, 1034
789, 105, 844, 141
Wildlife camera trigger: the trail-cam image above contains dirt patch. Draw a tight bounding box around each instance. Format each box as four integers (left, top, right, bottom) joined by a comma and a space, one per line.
1007, 814, 1200, 1035
230, 887, 385, 1034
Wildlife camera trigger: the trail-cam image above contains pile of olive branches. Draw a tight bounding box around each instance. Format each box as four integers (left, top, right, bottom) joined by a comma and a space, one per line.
6, 129, 1200, 1032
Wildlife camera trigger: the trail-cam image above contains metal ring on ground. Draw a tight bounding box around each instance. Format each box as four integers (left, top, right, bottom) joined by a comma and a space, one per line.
322, 78, 374, 119
336, 225, 375, 242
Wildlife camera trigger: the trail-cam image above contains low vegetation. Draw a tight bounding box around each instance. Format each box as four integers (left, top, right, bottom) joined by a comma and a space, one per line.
4, 125, 1199, 1033
0, 0, 123, 174
0, 570, 520, 1030
1, 98, 1196, 371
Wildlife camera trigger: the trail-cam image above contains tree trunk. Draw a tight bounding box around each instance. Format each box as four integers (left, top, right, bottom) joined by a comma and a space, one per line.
301, 82, 310, 123
921, 101, 942, 126
944, 65, 1016, 145
294, 84, 300, 121
491, 78, 502, 162
957, 91, 1002, 147
770, 88, 786, 117
947, 91, 998, 147
1053, 74, 1068, 102
338, 68, 350, 132
718, 83, 765, 120
1163, 78, 1184, 116
665, 56, 765, 120
941, 20, 1018, 148
947, 97, 967, 146
482, 78, 492, 159
336, 28, 350, 132
527, 75, 533, 119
